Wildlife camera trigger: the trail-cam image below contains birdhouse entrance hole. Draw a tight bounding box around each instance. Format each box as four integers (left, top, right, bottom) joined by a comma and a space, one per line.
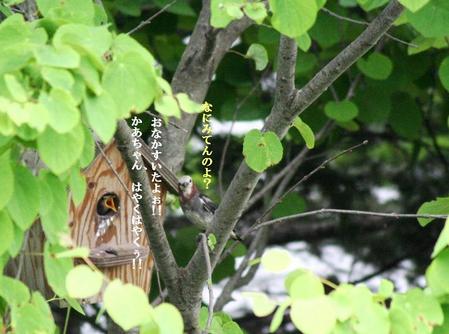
96, 192, 120, 216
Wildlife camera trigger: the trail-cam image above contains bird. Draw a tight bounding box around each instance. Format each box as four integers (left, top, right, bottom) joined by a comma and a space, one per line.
178, 175, 242, 241
96, 193, 119, 238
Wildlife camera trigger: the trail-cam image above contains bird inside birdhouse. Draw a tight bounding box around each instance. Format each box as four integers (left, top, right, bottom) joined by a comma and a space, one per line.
67, 141, 154, 302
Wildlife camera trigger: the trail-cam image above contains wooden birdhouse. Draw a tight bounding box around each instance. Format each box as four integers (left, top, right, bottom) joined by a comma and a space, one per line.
67, 141, 154, 302
8, 140, 176, 304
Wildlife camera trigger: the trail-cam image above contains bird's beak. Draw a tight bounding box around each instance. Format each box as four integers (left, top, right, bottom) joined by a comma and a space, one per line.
105, 197, 118, 212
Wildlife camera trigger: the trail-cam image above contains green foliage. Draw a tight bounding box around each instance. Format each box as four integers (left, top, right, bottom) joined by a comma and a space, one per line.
324, 100, 359, 122
242, 291, 277, 317
272, 193, 306, 219
261, 248, 292, 273
243, 129, 283, 172
269, 0, 318, 38
432, 217, 449, 258
399, 0, 430, 12
293, 117, 315, 149
356, 52, 393, 80
407, 0, 449, 38
245, 43, 268, 71
417, 197, 449, 226
199, 307, 244, 334
438, 56, 449, 93
104, 280, 154, 331
66, 265, 103, 298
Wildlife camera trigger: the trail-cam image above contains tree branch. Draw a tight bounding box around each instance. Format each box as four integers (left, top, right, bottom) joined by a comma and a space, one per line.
184, 0, 404, 313
251, 208, 447, 231
114, 121, 180, 298
161, 0, 252, 172
200, 234, 214, 334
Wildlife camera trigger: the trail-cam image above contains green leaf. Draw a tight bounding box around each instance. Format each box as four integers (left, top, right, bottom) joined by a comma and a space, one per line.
7, 165, 39, 230
4, 74, 27, 102
66, 265, 103, 299
427, 249, 449, 296
354, 302, 390, 334
76, 57, 102, 95
9, 223, 24, 257
391, 288, 443, 329
389, 307, 414, 334
438, 56, 449, 93
261, 248, 292, 273
293, 117, 315, 149
208, 233, 217, 251
39, 89, 79, 134
79, 125, 95, 168
357, 0, 389, 10
33, 45, 80, 69
39, 172, 70, 243
176, 93, 202, 114
0, 210, 13, 255
155, 94, 181, 118
407, 0, 449, 38
246, 44, 268, 71
11, 291, 56, 334
243, 2, 267, 23
242, 292, 277, 317
37, 122, 85, 174
70, 167, 86, 206
324, 100, 359, 122
270, 298, 292, 333
226, 3, 244, 19
41, 67, 74, 92
153, 303, 184, 334
210, 0, 245, 28
44, 242, 73, 297
0, 275, 30, 306
399, 0, 430, 11
36, 0, 95, 25
269, 0, 318, 38
296, 33, 312, 52
290, 296, 337, 334
272, 193, 306, 219
53, 24, 112, 69
286, 270, 324, 299
83, 91, 118, 143
432, 217, 449, 258
378, 279, 394, 299
104, 280, 153, 331
243, 129, 283, 173
356, 52, 393, 80
0, 150, 14, 210
434, 304, 449, 334
103, 52, 157, 117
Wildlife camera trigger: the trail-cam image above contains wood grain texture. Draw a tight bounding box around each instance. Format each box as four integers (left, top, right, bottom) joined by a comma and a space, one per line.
69, 142, 153, 302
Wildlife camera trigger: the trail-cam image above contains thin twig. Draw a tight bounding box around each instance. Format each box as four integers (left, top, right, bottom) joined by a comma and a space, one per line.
200, 234, 214, 334
251, 209, 447, 232
63, 306, 71, 334
128, 0, 177, 35
246, 122, 333, 211
94, 140, 135, 204
145, 111, 189, 133
15, 230, 30, 279
256, 140, 369, 225
321, 7, 417, 48
153, 260, 165, 304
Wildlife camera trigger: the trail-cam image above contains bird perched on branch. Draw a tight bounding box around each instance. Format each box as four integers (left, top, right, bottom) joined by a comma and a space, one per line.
178, 175, 242, 241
